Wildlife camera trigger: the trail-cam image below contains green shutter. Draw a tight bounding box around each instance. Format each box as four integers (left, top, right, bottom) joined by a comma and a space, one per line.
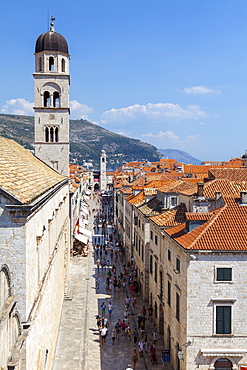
217, 268, 232, 281
216, 306, 231, 334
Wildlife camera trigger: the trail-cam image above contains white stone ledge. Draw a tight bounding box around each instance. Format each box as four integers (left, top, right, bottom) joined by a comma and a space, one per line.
201, 348, 247, 357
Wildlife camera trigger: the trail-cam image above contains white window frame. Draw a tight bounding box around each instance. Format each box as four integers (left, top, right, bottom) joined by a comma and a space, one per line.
212, 298, 236, 335
214, 265, 233, 284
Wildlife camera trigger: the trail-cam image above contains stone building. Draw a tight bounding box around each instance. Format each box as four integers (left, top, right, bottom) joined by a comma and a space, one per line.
33, 21, 70, 177
100, 150, 107, 191
0, 137, 70, 369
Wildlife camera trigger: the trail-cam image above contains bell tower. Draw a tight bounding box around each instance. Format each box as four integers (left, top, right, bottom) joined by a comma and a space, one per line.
33, 19, 70, 177
100, 150, 107, 191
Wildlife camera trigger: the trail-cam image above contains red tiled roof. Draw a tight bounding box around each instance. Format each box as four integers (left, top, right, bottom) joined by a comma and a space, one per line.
165, 196, 247, 251
209, 168, 247, 181
150, 203, 187, 227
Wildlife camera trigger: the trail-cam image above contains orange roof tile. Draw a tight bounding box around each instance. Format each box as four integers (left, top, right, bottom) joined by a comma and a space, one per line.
150, 203, 187, 227
129, 190, 146, 204
209, 168, 247, 181
165, 196, 247, 251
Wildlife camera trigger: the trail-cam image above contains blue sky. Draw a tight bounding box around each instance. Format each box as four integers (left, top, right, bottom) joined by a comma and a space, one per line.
1, 0, 247, 161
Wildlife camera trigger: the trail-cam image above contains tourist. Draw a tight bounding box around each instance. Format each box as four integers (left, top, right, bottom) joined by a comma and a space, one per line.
131, 349, 139, 370
108, 302, 113, 319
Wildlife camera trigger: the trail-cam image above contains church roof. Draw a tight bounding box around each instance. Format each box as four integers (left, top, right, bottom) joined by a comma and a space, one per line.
0, 137, 66, 204
35, 29, 69, 54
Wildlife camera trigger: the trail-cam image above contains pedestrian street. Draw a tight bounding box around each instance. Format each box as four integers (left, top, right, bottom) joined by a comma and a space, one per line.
53, 191, 173, 370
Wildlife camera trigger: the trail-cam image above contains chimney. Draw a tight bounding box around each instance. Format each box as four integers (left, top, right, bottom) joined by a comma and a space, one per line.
240, 191, 247, 205
215, 191, 221, 200
197, 182, 204, 197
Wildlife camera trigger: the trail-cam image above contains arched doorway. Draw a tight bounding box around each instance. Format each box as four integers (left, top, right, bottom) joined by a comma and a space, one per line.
214, 358, 232, 369
94, 183, 99, 191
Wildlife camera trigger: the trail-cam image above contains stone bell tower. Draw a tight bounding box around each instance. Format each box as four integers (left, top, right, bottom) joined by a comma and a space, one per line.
100, 150, 107, 191
33, 19, 70, 177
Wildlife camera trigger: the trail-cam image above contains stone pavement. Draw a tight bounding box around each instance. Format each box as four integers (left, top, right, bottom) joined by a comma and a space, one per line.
53, 193, 173, 370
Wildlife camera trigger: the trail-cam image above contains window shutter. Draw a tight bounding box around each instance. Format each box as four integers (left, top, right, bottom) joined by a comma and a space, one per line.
216, 306, 231, 334
224, 306, 231, 334
217, 268, 232, 281
216, 306, 224, 334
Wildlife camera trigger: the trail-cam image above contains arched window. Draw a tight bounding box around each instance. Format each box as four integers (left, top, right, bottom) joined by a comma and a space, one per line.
55, 127, 59, 142
39, 57, 42, 71
50, 127, 54, 142
0, 265, 11, 310
61, 58, 65, 72
45, 127, 49, 142
49, 56, 54, 71
53, 92, 60, 108
44, 91, 50, 107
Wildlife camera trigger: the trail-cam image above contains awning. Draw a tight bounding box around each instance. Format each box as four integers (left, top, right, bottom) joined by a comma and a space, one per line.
74, 233, 88, 244
81, 208, 89, 216
80, 228, 92, 237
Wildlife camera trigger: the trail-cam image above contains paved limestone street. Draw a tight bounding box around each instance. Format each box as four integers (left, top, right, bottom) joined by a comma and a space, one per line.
53, 192, 173, 370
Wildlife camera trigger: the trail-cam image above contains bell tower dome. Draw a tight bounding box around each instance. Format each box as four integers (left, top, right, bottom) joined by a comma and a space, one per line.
33, 19, 70, 177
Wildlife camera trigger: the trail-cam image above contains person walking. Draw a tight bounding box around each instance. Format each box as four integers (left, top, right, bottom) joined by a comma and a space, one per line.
132, 328, 138, 345
100, 325, 108, 344
108, 302, 113, 319
152, 323, 157, 340
101, 302, 106, 316
148, 304, 153, 322
131, 349, 139, 370
111, 328, 116, 345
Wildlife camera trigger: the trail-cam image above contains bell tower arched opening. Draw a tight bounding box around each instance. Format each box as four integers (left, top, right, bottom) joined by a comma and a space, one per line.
49, 56, 54, 71
44, 91, 50, 107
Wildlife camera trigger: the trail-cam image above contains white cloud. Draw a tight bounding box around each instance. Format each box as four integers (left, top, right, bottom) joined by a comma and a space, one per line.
69, 100, 93, 120
183, 86, 221, 95
1, 98, 93, 121
116, 131, 132, 136
1, 98, 34, 115
142, 130, 181, 142
186, 134, 201, 142
100, 102, 207, 124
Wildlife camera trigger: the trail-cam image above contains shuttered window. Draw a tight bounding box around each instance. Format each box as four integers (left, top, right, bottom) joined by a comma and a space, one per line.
217, 268, 232, 281
216, 306, 231, 334
150, 255, 153, 275
167, 280, 171, 306
176, 292, 180, 322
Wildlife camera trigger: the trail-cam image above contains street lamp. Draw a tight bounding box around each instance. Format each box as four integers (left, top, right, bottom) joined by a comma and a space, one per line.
177, 348, 184, 361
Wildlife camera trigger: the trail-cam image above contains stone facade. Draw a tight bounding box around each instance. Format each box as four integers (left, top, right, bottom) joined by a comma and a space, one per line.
0, 175, 70, 369
100, 150, 107, 191
33, 29, 70, 177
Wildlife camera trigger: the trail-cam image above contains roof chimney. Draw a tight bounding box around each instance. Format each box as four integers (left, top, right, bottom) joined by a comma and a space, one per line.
197, 182, 204, 197
240, 191, 247, 205
215, 191, 221, 200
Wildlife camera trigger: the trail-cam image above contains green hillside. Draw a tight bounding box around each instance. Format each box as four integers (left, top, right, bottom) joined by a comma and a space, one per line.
0, 114, 161, 170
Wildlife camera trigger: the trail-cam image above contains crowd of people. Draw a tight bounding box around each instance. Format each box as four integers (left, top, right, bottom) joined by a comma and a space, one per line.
92, 191, 160, 369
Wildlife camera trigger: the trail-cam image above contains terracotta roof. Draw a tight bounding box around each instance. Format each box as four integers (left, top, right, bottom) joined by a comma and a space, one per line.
129, 190, 146, 204
185, 212, 213, 221
165, 196, 247, 251
150, 203, 187, 227
203, 179, 247, 198
209, 168, 247, 181
137, 198, 161, 216
157, 180, 197, 193
0, 137, 66, 204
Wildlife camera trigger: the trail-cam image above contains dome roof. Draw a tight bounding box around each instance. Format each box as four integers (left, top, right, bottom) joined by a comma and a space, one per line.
35, 29, 69, 54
